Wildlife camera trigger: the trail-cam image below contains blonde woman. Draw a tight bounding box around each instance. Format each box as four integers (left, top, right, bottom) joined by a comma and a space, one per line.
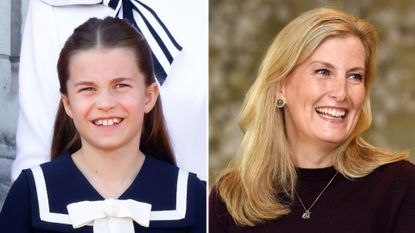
209, 8, 415, 233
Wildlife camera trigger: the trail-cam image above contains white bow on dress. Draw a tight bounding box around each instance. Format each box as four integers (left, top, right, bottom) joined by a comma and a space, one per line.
67, 198, 152, 233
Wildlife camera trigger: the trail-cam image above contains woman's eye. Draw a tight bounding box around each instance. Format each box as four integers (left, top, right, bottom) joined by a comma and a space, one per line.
315, 69, 330, 76
348, 73, 364, 82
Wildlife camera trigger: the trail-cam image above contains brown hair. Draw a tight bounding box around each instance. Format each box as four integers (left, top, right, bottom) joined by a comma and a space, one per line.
51, 17, 175, 164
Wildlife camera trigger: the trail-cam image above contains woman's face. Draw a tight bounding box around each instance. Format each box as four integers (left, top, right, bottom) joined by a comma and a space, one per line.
61, 47, 158, 152
280, 36, 366, 150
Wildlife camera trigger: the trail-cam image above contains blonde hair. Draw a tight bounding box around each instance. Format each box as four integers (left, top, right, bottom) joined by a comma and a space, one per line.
217, 8, 408, 226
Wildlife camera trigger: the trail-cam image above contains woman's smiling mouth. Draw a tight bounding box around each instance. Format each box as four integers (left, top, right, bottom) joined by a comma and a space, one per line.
315, 107, 347, 120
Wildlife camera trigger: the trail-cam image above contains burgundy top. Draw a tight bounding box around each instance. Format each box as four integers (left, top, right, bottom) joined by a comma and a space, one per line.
209, 160, 415, 233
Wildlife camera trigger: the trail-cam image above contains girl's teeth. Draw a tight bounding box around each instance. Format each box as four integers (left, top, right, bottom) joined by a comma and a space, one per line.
94, 118, 122, 126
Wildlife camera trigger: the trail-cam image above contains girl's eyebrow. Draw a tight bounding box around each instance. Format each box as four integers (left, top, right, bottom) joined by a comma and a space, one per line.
74, 81, 95, 87
74, 78, 134, 87
111, 77, 134, 83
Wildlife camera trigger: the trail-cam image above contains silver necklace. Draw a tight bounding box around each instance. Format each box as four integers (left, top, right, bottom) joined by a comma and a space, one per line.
295, 171, 338, 220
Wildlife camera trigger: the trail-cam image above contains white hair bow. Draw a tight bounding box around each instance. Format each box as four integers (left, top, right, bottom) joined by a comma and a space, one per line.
67, 199, 152, 233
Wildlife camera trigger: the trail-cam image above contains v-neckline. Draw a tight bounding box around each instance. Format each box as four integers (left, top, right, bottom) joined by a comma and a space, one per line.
68, 153, 148, 200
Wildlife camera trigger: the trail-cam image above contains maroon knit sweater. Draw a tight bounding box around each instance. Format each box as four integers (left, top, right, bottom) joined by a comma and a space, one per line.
209, 160, 415, 233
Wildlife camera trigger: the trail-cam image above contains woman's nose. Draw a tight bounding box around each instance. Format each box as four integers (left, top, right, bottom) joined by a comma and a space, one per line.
329, 77, 347, 102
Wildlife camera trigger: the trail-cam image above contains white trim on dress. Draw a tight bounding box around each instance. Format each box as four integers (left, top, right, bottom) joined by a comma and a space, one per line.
31, 166, 73, 224
31, 166, 189, 225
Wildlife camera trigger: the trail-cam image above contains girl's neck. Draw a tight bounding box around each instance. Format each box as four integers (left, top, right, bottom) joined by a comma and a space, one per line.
72, 144, 145, 198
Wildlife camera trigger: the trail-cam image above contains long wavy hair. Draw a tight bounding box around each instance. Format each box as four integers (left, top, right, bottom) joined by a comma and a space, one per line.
217, 8, 408, 226
51, 17, 175, 164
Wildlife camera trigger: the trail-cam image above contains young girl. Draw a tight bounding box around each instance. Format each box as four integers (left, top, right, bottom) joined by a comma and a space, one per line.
0, 17, 206, 233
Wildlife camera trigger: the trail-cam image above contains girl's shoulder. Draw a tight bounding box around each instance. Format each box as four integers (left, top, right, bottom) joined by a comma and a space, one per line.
142, 155, 205, 187
140, 155, 206, 227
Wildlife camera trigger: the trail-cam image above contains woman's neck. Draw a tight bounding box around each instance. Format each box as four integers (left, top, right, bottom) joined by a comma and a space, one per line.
289, 141, 337, 169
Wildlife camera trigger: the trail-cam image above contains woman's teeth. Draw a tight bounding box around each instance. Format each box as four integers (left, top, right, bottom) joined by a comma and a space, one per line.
315, 107, 346, 118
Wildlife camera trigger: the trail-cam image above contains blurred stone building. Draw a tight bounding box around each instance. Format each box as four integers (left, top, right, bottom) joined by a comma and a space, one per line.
210, 0, 415, 184
0, 0, 29, 209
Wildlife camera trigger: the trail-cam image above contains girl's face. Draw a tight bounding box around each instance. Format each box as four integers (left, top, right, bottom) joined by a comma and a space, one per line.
62, 47, 158, 152
279, 36, 366, 151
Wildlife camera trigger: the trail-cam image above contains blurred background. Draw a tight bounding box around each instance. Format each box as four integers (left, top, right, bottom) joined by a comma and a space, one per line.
0, 0, 28, 208
209, 0, 415, 186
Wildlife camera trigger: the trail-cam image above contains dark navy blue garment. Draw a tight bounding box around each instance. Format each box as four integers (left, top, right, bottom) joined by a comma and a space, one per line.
0, 154, 206, 232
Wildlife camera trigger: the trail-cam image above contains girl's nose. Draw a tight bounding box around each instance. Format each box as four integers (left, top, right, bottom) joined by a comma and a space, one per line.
95, 91, 117, 111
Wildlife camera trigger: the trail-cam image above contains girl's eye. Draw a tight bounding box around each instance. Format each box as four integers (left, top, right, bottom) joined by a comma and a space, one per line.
115, 83, 129, 89
79, 87, 94, 92
315, 69, 330, 76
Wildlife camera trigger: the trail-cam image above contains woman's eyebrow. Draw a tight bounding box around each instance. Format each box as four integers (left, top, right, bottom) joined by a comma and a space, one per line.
309, 60, 365, 72
308, 60, 335, 69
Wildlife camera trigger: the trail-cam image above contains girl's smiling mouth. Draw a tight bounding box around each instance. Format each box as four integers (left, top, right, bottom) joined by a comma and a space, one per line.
93, 117, 124, 126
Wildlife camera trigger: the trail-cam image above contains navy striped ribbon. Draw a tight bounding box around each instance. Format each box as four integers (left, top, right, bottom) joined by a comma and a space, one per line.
103, 0, 183, 85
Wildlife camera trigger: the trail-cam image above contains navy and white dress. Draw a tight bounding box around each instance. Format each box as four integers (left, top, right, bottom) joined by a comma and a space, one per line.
0, 154, 206, 232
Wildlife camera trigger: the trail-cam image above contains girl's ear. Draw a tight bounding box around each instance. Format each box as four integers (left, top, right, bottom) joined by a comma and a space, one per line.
61, 94, 73, 118
144, 83, 159, 113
